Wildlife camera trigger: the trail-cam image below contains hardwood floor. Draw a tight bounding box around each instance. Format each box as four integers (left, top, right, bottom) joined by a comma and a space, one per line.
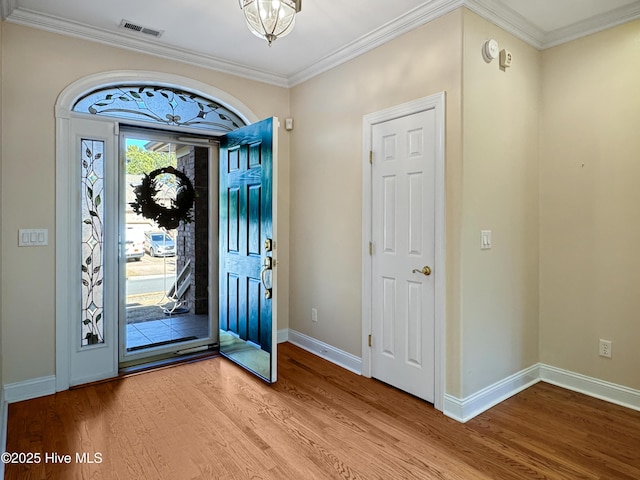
5, 342, 640, 479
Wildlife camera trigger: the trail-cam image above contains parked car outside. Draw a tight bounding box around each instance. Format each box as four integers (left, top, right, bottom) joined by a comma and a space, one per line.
144, 232, 176, 257
125, 227, 145, 262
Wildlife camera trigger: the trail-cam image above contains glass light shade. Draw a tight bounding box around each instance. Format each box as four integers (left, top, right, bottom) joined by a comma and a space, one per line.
239, 0, 299, 45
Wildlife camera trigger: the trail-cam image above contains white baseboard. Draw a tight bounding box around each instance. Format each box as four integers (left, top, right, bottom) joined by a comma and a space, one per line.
0, 336, 292, 404
3, 375, 56, 404
287, 329, 362, 375
443, 363, 640, 423
444, 364, 540, 423
539, 364, 640, 412
277, 328, 289, 344
1, 374, 56, 476
2, 354, 637, 436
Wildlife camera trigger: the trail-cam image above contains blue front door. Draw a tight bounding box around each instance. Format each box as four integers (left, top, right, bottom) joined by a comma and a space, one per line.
219, 117, 276, 382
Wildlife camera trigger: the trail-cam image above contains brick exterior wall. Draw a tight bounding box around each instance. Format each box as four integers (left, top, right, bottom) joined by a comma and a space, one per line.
177, 147, 209, 314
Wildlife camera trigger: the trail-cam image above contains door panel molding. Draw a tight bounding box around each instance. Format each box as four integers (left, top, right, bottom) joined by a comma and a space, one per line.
361, 93, 446, 411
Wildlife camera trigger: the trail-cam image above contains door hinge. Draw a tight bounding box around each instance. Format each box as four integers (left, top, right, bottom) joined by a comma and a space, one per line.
369, 150, 373, 164
369, 241, 373, 255
368, 334, 372, 347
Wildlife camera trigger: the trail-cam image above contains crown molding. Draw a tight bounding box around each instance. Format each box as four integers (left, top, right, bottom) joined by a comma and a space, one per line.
464, 0, 545, 49
288, 0, 464, 86
4, 8, 290, 88
293, 0, 640, 85
542, 1, 640, 48
467, 0, 640, 50
0, 0, 18, 20
4, 1, 640, 87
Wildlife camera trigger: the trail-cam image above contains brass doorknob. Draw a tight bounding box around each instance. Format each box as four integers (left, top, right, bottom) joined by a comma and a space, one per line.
412, 266, 432, 276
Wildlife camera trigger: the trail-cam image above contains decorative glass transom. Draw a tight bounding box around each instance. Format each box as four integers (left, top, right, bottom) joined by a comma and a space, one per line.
81, 139, 105, 346
73, 85, 247, 133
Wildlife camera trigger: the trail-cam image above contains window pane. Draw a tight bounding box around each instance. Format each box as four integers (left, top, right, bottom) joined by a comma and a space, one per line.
73, 86, 246, 133
81, 139, 105, 347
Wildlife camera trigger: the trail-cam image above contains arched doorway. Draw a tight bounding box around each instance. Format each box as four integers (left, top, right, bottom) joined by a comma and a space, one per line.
55, 71, 278, 389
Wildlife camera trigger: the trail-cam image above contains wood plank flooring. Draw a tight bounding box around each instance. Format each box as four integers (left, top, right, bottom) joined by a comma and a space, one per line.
5, 342, 640, 479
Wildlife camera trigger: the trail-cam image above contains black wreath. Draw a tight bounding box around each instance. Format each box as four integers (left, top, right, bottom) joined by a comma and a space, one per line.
130, 166, 195, 230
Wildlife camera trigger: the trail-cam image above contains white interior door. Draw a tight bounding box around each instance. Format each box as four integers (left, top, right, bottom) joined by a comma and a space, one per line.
370, 109, 436, 402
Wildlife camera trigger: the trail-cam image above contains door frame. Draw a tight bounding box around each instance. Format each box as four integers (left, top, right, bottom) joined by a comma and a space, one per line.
116, 127, 220, 366
55, 71, 258, 391
361, 93, 446, 411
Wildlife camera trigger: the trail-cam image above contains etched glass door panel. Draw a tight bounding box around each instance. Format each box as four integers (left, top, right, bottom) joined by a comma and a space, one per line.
68, 119, 118, 386
81, 139, 106, 347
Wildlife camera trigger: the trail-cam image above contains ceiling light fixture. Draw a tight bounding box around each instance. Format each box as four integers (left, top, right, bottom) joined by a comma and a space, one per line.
238, 0, 302, 46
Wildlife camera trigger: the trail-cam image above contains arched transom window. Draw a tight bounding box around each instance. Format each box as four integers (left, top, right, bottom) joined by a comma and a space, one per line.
73, 85, 247, 133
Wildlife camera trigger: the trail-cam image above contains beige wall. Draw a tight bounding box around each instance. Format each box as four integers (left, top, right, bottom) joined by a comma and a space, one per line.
287, 8, 542, 399
0, 23, 290, 384
289, 11, 465, 395
540, 20, 640, 390
3, 7, 639, 402
460, 10, 541, 397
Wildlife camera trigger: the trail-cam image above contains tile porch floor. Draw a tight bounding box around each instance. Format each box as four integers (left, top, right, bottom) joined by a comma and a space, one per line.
126, 314, 209, 350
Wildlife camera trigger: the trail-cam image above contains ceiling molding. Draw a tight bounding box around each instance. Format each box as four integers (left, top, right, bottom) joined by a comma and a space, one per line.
542, 1, 640, 48
464, 0, 545, 49
4, 1, 640, 87
0, 0, 18, 20
288, 0, 464, 86
5, 8, 291, 88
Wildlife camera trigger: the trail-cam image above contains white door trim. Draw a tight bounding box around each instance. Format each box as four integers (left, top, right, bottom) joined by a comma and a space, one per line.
55, 70, 259, 391
56, 112, 123, 391
361, 92, 446, 411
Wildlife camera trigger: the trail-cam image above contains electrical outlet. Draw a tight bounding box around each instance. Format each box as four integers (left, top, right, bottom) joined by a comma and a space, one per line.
599, 339, 612, 358
311, 308, 318, 323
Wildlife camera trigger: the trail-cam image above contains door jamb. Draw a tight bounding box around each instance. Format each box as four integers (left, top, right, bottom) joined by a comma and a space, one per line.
361, 93, 446, 411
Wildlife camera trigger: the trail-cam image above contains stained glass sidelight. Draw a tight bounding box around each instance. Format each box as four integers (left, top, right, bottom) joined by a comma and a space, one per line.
73, 85, 246, 133
81, 139, 105, 346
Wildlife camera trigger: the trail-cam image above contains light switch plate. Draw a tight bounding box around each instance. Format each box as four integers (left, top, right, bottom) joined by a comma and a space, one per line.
19, 228, 48, 247
481, 230, 492, 250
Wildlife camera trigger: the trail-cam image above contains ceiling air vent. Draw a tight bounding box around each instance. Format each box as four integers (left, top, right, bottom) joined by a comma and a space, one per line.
119, 19, 164, 38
